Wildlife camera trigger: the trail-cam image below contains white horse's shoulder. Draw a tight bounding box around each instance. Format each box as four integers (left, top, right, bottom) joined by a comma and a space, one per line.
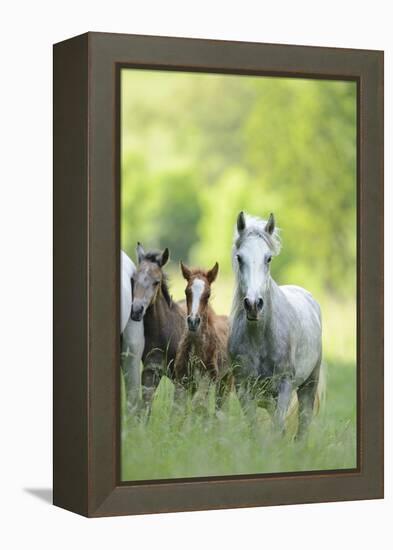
280, 285, 321, 317
280, 284, 315, 300
280, 284, 310, 294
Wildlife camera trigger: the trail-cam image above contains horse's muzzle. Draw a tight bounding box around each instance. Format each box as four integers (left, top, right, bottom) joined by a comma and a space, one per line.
131, 304, 144, 322
244, 296, 263, 321
187, 315, 201, 332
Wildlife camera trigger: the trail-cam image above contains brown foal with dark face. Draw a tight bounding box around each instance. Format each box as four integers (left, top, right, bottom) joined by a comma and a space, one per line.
131, 244, 186, 416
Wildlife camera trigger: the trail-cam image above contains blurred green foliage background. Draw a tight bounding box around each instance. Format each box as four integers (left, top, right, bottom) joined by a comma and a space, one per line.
121, 70, 356, 300
120, 70, 357, 479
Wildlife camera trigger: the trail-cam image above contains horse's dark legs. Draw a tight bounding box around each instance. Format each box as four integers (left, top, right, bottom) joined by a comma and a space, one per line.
296, 361, 321, 439
121, 355, 141, 414
236, 383, 258, 429
273, 378, 293, 434
172, 378, 193, 412
215, 371, 233, 412
171, 378, 202, 428
120, 321, 144, 414
141, 364, 162, 419
215, 379, 226, 411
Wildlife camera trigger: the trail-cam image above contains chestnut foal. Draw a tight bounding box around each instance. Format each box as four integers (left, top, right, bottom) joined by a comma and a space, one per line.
174, 262, 231, 409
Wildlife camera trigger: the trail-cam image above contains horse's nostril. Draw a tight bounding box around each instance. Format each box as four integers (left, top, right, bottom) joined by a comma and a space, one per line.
257, 298, 264, 310
244, 298, 251, 310
132, 303, 143, 316
187, 316, 200, 330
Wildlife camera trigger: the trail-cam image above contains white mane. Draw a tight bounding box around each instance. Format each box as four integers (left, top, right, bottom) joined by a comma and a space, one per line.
233, 213, 281, 256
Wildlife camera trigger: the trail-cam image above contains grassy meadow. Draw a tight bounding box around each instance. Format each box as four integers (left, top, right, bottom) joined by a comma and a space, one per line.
120, 69, 357, 481
121, 269, 356, 481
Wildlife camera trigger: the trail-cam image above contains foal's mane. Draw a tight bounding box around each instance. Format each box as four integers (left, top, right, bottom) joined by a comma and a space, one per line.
233, 213, 281, 256
144, 250, 173, 307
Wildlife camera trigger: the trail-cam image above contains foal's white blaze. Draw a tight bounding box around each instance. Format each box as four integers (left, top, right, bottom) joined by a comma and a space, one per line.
190, 278, 205, 317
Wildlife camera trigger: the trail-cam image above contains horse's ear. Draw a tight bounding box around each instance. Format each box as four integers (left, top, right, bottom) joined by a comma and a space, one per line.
265, 213, 275, 235
207, 262, 219, 284
136, 242, 145, 264
237, 211, 246, 233
159, 247, 170, 267
180, 261, 191, 281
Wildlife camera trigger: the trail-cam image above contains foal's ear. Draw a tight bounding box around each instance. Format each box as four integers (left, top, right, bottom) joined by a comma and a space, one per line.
136, 242, 146, 264
237, 211, 246, 233
265, 213, 275, 235
207, 262, 219, 284
159, 247, 170, 267
180, 261, 191, 281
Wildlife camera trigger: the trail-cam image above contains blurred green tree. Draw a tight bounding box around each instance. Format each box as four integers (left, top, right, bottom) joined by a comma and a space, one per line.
121, 70, 356, 298
153, 170, 202, 263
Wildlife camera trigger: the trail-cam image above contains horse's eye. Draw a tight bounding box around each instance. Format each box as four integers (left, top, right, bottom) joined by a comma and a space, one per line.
153, 280, 160, 286
237, 254, 243, 265
266, 256, 272, 264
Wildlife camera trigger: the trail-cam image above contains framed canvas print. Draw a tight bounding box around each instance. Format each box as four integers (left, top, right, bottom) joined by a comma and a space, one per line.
53, 32, 384, 517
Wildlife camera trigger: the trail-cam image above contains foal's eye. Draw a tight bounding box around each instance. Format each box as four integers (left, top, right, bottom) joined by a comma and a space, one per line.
236, 254, 243, 266
153, 280, 160, 286
266, 256, 272, 264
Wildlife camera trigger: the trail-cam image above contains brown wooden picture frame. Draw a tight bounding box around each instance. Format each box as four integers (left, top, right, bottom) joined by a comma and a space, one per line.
53, 32, 384, 517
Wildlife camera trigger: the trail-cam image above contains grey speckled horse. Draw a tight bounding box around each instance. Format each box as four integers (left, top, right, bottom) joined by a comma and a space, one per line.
229, 212, 324, 438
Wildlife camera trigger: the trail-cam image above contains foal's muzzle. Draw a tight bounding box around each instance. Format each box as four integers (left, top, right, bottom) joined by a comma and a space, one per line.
187, 315, 201, 332
131, 303, 144, 322
244, 297, 264, 321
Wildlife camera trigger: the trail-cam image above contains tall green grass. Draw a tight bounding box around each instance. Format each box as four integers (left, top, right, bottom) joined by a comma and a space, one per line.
121, 272, 356, 481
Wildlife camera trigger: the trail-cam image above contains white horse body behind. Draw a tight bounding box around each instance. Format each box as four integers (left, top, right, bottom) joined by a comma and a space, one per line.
279, 284, 322, 386
121, 250, 144, 412
121, 250, 135, 333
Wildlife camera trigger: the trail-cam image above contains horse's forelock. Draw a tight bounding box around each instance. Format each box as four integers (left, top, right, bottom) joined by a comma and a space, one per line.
188, 268, 209, 282
139, 251, 173, 307
234, 214, 281, 256
144, 250, 163, 264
